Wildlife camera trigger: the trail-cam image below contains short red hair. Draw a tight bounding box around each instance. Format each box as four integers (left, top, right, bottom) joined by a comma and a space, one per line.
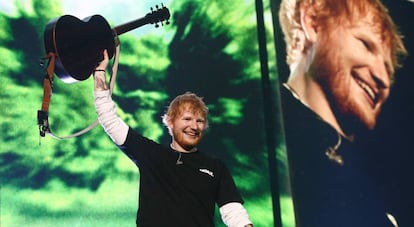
279, 0, 407, 72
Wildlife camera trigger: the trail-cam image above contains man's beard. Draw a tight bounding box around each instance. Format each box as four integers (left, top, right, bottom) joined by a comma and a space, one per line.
172, 130, 202, 150
312, 48, 380, 135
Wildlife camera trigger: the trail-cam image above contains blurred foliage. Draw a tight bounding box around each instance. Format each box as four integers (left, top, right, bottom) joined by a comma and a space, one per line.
0, 0, 290, 226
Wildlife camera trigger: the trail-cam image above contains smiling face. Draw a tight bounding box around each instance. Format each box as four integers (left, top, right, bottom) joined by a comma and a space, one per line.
288, 0, 407, 136
311, 13, 393, 132
162, 92, 209, 152
168, 105, 207, 152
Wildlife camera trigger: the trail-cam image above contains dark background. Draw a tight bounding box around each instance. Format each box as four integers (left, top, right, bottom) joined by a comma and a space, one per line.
366, 0, 414, 225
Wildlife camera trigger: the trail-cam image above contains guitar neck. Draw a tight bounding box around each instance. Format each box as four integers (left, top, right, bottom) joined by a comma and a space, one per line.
113, 17, 149, 36
112, 6, 170, 36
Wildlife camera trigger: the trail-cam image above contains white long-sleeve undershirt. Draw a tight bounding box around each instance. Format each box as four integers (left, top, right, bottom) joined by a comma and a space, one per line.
220, 202, 253, 227
94, 90, 128, 145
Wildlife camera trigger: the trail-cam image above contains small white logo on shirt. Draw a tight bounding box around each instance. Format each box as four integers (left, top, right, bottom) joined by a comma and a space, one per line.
199, 168, 214, 177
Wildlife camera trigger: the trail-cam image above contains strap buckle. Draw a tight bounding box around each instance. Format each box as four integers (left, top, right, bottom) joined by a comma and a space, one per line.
37, 110, 50, 137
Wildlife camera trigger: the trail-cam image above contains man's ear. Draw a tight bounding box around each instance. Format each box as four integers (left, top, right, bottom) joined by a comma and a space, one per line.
167, 118, 174, 129
299, 2, 318, 43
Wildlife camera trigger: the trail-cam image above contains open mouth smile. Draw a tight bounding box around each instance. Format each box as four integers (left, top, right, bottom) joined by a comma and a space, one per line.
353, 75, 377, 108
185, 131, 200, 138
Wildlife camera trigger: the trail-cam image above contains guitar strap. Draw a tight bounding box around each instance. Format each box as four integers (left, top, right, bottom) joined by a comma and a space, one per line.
38, 40, 121, 139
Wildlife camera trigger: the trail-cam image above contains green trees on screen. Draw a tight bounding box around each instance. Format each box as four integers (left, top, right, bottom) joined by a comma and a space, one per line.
0, 0, 277, 226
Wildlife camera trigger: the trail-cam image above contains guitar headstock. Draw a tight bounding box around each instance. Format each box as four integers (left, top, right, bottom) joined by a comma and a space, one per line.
146, 4, 171, 27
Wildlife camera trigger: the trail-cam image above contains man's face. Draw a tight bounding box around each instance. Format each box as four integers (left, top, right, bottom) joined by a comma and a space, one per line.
169, 109, 207, 151
311, 15, 393, 132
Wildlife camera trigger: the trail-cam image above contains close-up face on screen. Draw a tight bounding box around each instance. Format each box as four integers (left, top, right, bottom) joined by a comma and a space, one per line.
275, 0, 414, 226
0, 0, 412, 227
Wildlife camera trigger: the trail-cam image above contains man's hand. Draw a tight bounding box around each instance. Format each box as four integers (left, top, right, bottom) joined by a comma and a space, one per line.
94, 49, 109, 91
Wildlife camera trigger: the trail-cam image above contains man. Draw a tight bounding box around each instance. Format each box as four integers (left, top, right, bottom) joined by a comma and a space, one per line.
278, 0, 407, 226
92, 50, 253, 226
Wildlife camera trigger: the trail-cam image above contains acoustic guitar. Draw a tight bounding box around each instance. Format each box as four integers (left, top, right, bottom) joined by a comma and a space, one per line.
43, 5, 170, 83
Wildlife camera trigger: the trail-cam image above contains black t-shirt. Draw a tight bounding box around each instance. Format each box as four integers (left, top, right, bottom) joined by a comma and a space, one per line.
281, 86, 396, 227
118, 128, 243, 227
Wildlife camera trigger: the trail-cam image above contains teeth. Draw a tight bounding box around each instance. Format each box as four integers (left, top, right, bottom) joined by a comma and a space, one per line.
186, 132, 198, 136
356, 79, 376, 101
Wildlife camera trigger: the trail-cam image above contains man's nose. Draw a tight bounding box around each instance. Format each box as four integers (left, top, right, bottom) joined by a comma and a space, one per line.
371, 57, 391, 90
372, 73, 388, 89
189, 120, 198, 129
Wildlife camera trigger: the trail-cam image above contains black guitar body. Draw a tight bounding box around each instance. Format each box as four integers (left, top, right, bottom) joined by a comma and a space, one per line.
44, 15, 115, 83
43, 5, 170, 83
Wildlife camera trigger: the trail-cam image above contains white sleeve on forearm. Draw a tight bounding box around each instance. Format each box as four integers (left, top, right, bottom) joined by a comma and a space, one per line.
220, 202, 253, 227
94, 90, 129, 145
